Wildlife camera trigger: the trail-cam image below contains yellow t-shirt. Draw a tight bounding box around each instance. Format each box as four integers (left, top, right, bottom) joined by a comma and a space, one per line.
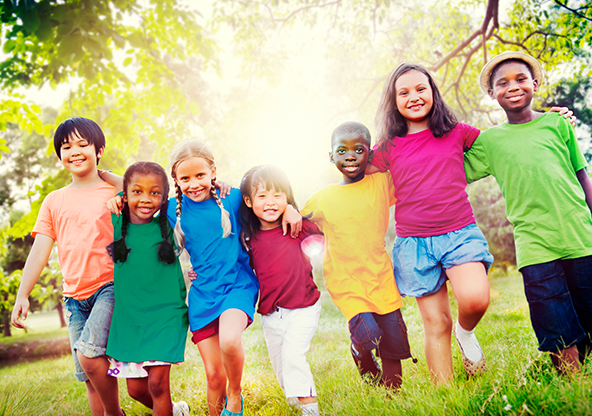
33, 182, 115, 300
301, 173, 402, 321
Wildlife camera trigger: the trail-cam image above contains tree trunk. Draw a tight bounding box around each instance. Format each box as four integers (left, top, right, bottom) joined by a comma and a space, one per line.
2, 313, 11, 337
55, 302, 67, 328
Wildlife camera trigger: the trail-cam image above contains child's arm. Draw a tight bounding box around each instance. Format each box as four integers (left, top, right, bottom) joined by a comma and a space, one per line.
576, 169, 592, 212
11, 234, 54, 329
98, 169, 123, 193
282, 205, 302, 238
549, 107, 576, 128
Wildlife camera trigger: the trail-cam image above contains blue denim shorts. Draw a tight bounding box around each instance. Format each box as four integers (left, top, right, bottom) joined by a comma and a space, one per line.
63, 282, 115, 382
392, 223, 494, 297
348, 310, 411, 361
521, 256, 592, 352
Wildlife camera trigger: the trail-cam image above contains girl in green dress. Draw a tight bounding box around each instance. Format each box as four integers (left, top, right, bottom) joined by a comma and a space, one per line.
106, 162, 190, 416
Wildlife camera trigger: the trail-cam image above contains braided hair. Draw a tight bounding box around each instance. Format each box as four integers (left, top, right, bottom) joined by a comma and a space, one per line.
169, 140, 232, 250
112, 161, 176, 264
239, 165, 297, 241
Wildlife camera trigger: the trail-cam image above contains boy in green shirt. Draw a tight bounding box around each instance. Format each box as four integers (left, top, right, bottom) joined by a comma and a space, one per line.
465, 51, 592, 374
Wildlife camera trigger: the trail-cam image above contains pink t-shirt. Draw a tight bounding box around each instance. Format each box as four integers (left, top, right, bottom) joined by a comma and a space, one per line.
33, 182, 115, 300
372, 123, 479, 237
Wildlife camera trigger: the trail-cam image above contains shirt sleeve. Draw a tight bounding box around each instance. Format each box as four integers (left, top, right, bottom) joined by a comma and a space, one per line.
461, 123, 481, 150
370, 142, 392, 172
32, 193, 57, 240
464, 134, 491, 183
301, 191, 322, 224
559, 115, 588, 172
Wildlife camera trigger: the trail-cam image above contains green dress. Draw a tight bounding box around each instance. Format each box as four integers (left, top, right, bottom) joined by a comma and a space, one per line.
106, 214, 189, 363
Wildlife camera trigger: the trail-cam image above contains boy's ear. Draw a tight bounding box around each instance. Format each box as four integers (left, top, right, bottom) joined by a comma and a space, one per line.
329, 151, 335, 163
368, 149, 374, 162
488, 89, 495, 100
97, 146, 105, 158
243, 196, 252, 208
533, 78, 539, 92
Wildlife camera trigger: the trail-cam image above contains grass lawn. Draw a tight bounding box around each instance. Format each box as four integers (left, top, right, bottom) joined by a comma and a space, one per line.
1, 274, 591, 415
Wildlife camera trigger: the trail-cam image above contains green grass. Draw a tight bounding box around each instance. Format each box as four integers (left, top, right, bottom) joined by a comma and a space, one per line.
1, 274, 592, 415
1, 310, 68, 345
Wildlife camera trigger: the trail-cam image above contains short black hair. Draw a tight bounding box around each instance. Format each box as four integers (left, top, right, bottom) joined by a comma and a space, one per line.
489, 59, 535, 90
331, 121, 371, 148
53, 117, 105, 162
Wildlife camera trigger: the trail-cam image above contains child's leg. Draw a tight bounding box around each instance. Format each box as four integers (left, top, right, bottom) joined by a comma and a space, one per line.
197, 335, 227, 416
146, 365, 173, 416
446, 262, 490, 331
218, 309, 248, 413
261, 311, 286, 390
84, 380, 105, 416
126, 377, 153, 408
415, 285, 454, 384
381, 358, 403, 389
521, 260, 585, 375
77, 353, 123, 416
550, 345, 580, 375
562, 256, 592, 361
348, 313, 382, 383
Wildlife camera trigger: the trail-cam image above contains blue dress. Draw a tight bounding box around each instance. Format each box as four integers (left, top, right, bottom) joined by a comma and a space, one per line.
166, 188, 259, 331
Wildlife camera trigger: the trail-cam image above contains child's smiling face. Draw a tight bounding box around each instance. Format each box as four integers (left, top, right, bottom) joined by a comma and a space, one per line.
174, 156, 215, 203
330, 133, 371, 184
395, 70, 434, 126
244, 184, 288, 230
60, 132, 103, 178
489, 60, 538, 113
124, 173, 165, 224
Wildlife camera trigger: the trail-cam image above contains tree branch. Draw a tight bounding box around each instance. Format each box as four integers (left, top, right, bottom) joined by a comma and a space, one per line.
554, 0, 592, 21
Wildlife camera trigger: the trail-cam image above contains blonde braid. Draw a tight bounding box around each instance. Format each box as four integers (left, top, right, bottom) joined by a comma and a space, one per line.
210, 178, 232, 238
173, 181, 186, 250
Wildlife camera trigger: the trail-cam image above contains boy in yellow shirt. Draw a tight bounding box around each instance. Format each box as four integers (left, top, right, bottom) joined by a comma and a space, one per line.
301, 121, 412, 389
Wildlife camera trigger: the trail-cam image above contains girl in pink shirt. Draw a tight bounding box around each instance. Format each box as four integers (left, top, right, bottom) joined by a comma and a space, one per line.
370, 63, 493, 383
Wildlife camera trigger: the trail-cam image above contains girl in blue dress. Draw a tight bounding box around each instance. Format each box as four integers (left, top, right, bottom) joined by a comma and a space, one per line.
165, 140, 257, 416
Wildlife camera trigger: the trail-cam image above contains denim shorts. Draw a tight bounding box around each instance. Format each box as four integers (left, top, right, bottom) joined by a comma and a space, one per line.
392, 223, 494, 297
348, 310, 411, 361
63, 282, 115, 382
521, 256, 592, 353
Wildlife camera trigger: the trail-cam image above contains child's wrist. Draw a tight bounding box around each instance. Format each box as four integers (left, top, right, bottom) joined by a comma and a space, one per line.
98, 169, 112, 180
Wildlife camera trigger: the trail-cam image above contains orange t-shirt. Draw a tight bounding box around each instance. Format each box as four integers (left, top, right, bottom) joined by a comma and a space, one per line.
32, 182, 115, 300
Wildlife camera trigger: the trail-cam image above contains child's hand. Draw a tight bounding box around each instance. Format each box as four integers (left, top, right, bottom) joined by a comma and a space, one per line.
549, 106, 576, 128
107, 195, 124, 216
214, 181, 232, 199
11, 297, 30, 329
283, 204, 302, 238
187, 268, 197, 281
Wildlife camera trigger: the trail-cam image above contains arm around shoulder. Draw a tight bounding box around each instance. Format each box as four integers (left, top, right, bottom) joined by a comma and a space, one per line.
11, 234, 55, 329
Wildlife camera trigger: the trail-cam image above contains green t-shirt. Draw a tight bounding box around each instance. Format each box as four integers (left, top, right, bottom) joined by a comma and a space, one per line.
464, 112, 592, 269
106, 214, 189, 363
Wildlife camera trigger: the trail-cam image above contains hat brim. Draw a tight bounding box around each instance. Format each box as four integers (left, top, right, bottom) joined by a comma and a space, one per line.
479, 51, 543, 95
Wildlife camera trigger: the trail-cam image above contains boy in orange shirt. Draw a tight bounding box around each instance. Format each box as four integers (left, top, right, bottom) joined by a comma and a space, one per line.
11, 118, 125, 416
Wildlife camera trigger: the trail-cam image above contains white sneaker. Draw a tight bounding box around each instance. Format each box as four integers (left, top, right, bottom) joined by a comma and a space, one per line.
173, 401, 191, 416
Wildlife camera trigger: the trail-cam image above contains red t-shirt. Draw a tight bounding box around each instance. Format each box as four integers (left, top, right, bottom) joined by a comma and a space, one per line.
372, 123, 479, 237
249, 220, 321, 315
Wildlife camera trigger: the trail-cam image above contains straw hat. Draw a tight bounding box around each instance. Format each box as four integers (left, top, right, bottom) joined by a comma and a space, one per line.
479, 51, 543, 94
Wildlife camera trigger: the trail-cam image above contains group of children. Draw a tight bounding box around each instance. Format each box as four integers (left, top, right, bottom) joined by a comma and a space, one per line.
9, 50, 592, 416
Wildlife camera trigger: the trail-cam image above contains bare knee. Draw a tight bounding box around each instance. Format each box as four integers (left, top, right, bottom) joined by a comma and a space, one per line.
423, 312, 453, 339
219, 333, 242, 357
204, 366, 226, 391
127, 383, 147, 402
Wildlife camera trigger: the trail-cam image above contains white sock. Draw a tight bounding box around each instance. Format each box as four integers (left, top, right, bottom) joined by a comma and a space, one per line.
301, 402, 320, 416
455, 321, 483, 363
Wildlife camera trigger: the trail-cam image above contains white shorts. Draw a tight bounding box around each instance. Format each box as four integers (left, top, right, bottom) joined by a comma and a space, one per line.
261, 298, 321, 398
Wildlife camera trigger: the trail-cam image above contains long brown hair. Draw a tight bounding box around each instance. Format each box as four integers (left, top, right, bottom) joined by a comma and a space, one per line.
375, 63, 457, 147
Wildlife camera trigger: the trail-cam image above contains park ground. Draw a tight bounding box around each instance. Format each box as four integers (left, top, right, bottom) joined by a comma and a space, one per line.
1, 274, 592, 415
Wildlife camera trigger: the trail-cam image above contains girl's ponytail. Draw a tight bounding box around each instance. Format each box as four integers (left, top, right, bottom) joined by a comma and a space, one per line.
210, 178, 232, 238
157, 198, 176, 264
113, 212, 131, 263
173, 182, 186, 251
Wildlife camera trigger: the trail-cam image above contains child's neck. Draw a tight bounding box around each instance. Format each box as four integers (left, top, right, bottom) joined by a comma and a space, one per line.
68, 170, 104, 189
407, 119, 430, 134
505, 106, 543, 125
